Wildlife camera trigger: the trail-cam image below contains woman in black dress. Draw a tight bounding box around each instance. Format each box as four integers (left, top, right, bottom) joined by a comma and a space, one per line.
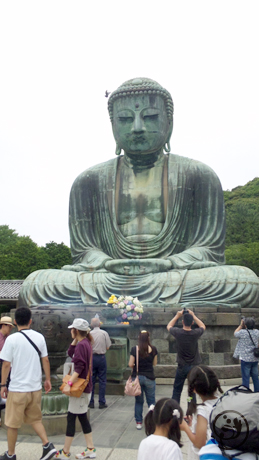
128, 330, 158, 430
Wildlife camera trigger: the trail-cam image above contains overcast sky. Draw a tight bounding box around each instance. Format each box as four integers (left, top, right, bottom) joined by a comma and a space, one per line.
0, 1, 258, 247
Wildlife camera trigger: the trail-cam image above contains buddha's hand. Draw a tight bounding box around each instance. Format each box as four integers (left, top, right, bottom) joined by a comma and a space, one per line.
62, 264, 87, 272
104, 259, 172, 275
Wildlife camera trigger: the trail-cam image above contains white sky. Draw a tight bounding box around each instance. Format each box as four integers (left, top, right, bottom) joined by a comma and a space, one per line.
0, 1, 258, 247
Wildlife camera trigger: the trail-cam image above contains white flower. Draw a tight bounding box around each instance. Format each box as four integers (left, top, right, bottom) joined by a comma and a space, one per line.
119, 309, 124, 315
133, 315, 139, 320
125, 296, 133, 301
118, 302, 125, 309
126, 305, 131, 311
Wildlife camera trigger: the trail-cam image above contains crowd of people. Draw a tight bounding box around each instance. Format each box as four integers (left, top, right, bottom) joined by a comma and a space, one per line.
0, 307, 258, 460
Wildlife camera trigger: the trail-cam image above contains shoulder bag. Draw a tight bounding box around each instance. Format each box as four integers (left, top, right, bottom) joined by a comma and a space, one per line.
60, 353, 92, 398
124, 345, 141, 396
246, 329, 259, 358
19, 330, 41, 359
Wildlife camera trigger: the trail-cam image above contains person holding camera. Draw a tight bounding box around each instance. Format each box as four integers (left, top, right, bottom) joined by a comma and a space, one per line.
167, 309, 206, 403
233, 317, 259, 392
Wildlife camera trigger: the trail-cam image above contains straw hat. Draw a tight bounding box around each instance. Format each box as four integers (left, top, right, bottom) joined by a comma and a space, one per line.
0, 316, 15, 328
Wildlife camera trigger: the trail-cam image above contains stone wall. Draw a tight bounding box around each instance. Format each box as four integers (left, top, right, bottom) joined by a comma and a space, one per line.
68, 304, 259, 380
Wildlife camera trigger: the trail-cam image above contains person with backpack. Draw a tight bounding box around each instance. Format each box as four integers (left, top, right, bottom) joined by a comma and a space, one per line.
199, 385, 259, 460
180, 365, 223, 460
233, 317, 259, 392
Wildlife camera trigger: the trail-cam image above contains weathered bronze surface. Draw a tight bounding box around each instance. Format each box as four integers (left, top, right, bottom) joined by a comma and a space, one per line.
19, 78, 259, 308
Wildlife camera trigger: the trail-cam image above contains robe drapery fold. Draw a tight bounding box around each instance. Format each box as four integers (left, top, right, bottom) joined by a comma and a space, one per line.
18, 154, 259, 307
69, 154, 226, 268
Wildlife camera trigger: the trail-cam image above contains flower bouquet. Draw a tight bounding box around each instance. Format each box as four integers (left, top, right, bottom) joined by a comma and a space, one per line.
107, 295, 144, 323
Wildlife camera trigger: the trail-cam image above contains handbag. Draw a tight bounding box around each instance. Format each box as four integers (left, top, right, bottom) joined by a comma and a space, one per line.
124, 345, 141, 396
246, 329, 259, 357
60, 354, 92, 398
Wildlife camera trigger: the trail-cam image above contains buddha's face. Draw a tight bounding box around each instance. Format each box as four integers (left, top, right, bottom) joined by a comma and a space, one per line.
112, 94, 171, 155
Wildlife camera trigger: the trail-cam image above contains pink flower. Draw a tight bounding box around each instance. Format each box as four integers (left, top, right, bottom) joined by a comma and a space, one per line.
132, 312, 137, 317
122, 313, 127, 319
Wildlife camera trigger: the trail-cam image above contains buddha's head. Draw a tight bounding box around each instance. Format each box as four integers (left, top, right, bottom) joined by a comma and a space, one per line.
108, 78, 174, 156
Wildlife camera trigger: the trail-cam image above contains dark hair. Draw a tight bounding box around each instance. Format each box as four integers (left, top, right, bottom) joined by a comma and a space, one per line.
186, 365, 223, 416
138, 330, 154, 358
244, 317, 255, 330
182, 313, 193, 327
144, 398, 183, 446
15, 307, 32, 326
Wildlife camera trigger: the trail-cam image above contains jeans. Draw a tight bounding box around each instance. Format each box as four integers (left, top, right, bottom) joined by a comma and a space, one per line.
172, 364, 196, 404
90, 354, 107, 405
241, 360, 259, 392
135, 375, 156, 423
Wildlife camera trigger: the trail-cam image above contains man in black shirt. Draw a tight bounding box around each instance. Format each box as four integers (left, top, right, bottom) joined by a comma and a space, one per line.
167, 309, 206, 403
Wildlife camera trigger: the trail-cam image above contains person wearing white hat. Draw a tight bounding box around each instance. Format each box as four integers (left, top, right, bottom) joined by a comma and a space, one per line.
0, 316, 15, 352
55, 318, 96, 460
0, 316, 15, 426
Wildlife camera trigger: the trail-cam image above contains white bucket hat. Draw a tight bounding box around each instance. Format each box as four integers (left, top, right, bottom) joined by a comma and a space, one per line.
68, 318, 90, 332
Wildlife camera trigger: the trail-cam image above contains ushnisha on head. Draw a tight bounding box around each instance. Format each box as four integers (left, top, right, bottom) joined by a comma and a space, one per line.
108, 78, 174, 123
108, 78, 174, 156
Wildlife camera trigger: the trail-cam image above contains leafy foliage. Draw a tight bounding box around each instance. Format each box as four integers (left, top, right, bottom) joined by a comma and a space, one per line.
224, 178, 259, 275
0, 225, 71, 279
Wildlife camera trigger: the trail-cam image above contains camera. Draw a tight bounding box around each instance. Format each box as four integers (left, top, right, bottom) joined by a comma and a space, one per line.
183, 307, 188, 315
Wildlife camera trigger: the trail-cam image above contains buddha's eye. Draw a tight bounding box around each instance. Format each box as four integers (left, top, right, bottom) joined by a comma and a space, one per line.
118, 117, 134, 124
143, 114, 159, 121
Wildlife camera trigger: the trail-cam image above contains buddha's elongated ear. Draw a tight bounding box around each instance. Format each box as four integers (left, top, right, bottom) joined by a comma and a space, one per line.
164, 141, 171, 153
163, 119, 173, 153
115, 143, 121, 156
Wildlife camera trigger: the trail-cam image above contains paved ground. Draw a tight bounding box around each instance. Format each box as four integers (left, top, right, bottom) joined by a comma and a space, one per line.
0, 382, 239, 460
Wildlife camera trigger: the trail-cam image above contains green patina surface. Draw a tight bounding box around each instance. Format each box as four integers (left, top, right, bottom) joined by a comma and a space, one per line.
19, 78, 259, 308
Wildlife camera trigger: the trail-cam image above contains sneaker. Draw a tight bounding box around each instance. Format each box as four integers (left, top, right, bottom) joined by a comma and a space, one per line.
0, 453, 16, 460
88, 402, 94, 409
99, 403, 107, 409
40, 442, 57, 460
75, 448, 96, 459
55, 450, 71, 459
136, 422, 142, 430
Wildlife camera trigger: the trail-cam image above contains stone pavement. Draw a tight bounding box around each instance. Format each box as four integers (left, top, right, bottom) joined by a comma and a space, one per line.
0, 381, 240, 460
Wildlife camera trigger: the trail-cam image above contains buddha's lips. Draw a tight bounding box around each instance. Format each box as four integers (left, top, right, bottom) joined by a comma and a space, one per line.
130, 135, 146, 143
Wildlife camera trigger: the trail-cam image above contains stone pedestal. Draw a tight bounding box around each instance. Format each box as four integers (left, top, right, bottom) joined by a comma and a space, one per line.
66, 303, 259, 380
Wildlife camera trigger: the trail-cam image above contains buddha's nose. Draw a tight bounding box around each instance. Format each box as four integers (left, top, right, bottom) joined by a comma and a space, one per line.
131, 114, 146, 133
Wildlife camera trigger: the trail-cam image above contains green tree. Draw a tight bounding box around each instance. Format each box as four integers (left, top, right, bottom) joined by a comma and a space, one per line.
40, 241, 72, 269
0, 225, 71, 279
225, 242, 259, 276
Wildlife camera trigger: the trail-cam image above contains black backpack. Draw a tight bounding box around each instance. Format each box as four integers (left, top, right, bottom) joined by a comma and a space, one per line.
209, 385, 259, 455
